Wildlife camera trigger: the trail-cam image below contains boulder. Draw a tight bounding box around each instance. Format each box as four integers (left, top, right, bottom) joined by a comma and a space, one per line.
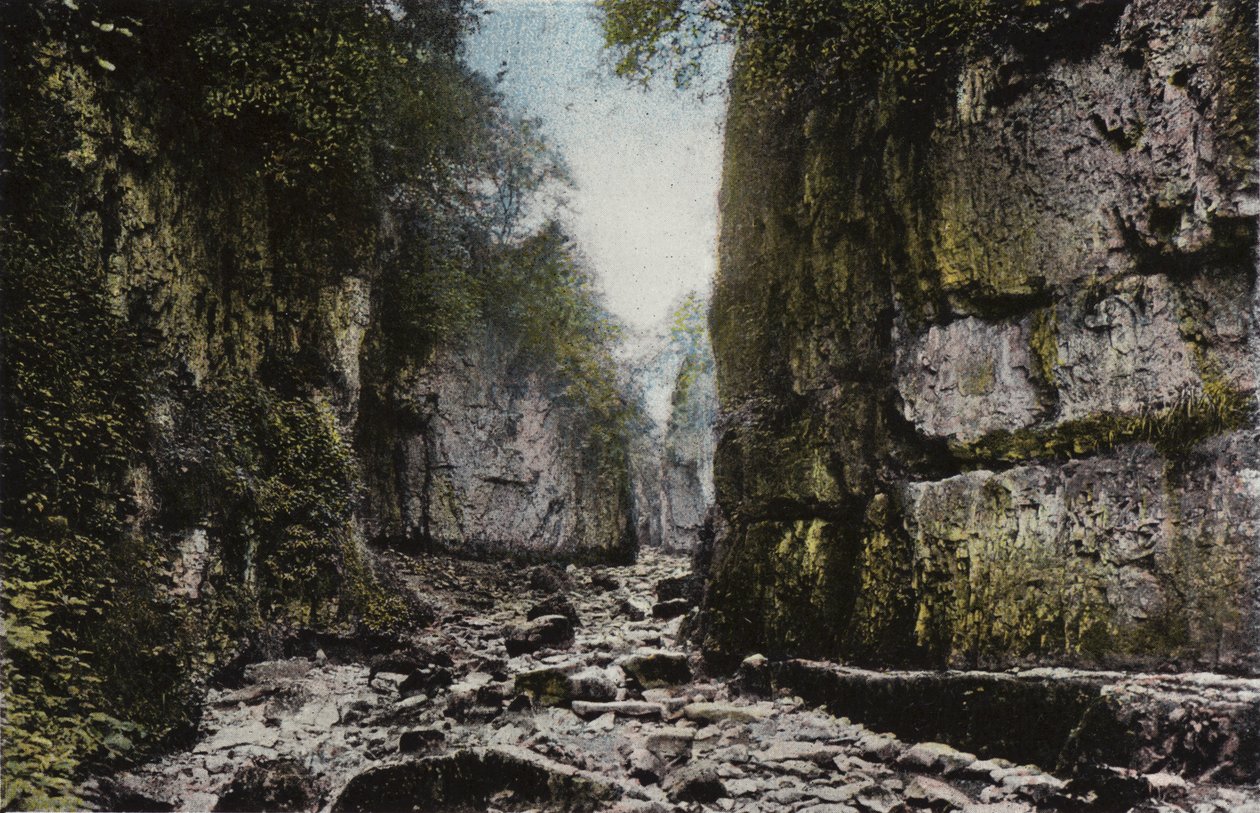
733, 653, 772, 697
212, 758, 316, 813
683, 702, 772, 724
655, 575, 700, 603
651, 598, 692, 620
663, 761, 726, 803
505, 615, 574, 657
527, 593, 581, 627
620, 651, 691, 689
905, 776, 971, 810
571, 700, 665, 719
568, 667, 618, 702
514, 666, 575, 707
527, 565, 569, 594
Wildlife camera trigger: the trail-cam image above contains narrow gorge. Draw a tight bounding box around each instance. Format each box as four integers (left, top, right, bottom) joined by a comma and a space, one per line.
1, 1, 1258, 812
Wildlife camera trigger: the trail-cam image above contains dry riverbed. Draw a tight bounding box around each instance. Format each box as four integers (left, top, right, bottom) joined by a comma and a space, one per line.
87, 549, 1260, 812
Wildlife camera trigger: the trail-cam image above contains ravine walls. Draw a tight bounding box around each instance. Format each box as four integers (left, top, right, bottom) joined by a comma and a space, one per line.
702, 0, 1260, 673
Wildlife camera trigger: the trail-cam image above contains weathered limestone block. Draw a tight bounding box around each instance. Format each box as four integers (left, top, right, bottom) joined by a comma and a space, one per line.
902, 438, 1260, 668
930, 0, 1256, 307
704, 0, 1257, 669
897, 316, 1046, 441
1053, 276, 1203, 421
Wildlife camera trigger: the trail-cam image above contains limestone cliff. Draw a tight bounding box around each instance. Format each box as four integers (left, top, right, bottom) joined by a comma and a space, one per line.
362, 328, 635, 561
704, 0, 1260, 673
0, 2, 635, 802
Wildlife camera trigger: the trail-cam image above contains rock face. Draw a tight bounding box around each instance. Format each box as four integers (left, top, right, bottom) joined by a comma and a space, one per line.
620, 299, 719, 553
704, 0, 1260, 671
3, 8, 641, 802
365, 329, 635, 561
659, 328, 717, 552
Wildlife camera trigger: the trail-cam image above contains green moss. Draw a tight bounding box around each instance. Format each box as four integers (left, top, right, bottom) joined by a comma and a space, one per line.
906, 483, 1125, 668
340, 541, 411, 635
951, 384, 1253, 465
1028, 307, 1060, 388
1216, 0, 1259, 182
849, 494, 919, 660
934, 200, 1043, 304
514, 669, 571, 707
959, 358, 997, 396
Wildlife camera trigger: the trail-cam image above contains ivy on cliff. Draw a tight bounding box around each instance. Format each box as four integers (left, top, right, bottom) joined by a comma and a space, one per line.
3, 1, 637, 806
0, 0, 502, 807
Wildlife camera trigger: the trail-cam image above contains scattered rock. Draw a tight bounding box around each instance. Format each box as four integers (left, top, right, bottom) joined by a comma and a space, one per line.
568, 667, 618, 702
856, 732, 903, 762
505, 614, 574, 657
398, 665, 453, 698
589, 573, 620, 591
515, 666, 575, 706
644, 727, 695, 758
856, 785, 902, 813
528, 565, 569, 594
571, 700, 665, 719
683, 701, 772, 724
663, 760, 726, 803
733, 653, 772, 697
1144, 771, 1189, 799
528, 593, 582, 627
627, 747, 663, 784
906, 776, 972, 810
898, 742, 977, 775
620, 651, 690, 688
760, 740, 844, 765
101, 548, 1260, 813
331, 747, 620, 812
616, 598, 647, 621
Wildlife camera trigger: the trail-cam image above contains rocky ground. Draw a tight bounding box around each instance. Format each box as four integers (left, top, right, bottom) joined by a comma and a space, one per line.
88, 550, 1260, 813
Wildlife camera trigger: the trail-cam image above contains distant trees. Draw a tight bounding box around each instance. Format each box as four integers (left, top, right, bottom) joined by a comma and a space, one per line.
597, 0, 1022, 103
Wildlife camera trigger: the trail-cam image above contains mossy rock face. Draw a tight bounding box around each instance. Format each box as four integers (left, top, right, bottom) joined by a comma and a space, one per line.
704, 0, 1259, 671
703, 516, 862, 663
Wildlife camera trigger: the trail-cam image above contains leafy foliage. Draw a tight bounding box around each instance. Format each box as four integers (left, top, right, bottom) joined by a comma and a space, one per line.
190, 380, 355, 624
598, 0, 1025, 103
484, 224, 634, 474
666, 291, 714, 408
0, 0, 492, 806
2, 2, 635, 807
0, 235, 184, 809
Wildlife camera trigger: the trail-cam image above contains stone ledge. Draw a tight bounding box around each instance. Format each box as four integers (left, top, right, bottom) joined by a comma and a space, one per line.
765, 659, 1260, 783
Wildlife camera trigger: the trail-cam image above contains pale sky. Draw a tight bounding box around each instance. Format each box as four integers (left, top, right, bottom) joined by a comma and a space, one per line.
465, 0, 730, 331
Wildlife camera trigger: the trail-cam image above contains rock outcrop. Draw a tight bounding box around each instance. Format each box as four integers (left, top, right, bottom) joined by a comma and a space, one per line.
364, 329, 635, 561
704, 0, 1260, 671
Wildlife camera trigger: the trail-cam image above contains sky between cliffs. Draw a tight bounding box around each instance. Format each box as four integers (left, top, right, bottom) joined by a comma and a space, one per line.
465, 0, 730, 332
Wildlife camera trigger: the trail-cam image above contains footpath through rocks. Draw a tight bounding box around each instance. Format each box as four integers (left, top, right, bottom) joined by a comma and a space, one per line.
90, 550, 1260, 812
